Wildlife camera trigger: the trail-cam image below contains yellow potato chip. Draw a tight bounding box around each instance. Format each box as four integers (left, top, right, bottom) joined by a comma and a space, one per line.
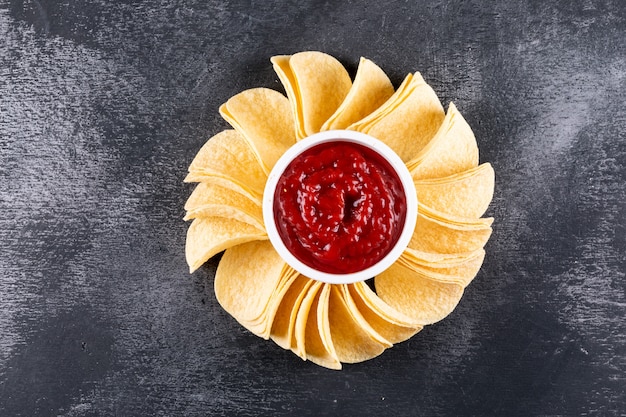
249, 268, 300, 338
338, 284, 393, 347
316, 284, 337, 359
185, 217, 266, 273
353, 73, 446, 162
184, 129, 266, 203
407, 102, 479, 178
214, 241, 285, 335
398, 248, 486, 287
270, 55, 301, 137
270, 275, 315, 357
288, 279, 317, 358
226, 263, 298, 336
376, 262, 465, 325
241, 266, 296, 332
420, 204, 494, 227
352, 281, 417, 327
273, 52, 352, 138
414, 163, 495, 219
321, 57, 394, 131
185, 176, 262, 206
219, 88, 295, 174
325, 285, 388, 363
345, 284, 421, 344
409, 205, 492, 255
296, 282, 341, 369
348, 73, 415, 132
396, 247, 478, 264
183, 182, 263, 229
293, 280, 322, 359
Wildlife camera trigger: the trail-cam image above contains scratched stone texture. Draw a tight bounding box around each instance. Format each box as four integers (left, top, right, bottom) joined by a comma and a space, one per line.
0, 0, 624, 415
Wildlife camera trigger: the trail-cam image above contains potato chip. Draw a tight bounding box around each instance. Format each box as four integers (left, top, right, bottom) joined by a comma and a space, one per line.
186, 217, 266, 273
409, 206, 492, 255
183, 182, 263, 229
184, 129, 266, 203
321, 57, 394, 131
242, 265, 296, 331
272, 52, 352, 138
351, 73, 445, 162
338, 285, 393, 347
375, 262, 465, 325
316, 284, 336, 359
414, 163, 495, 219
398, 248, 486, 287
220, 88, 295, 174
214, 241, 285, 335
421, 204, 494, 227
345, 284, 421, 344
352, 281, 416, 327
293, 280, 321, 356
270, 275, 315, 357
295, 282, 341, 369
288, 279, 317, 358
396, 247, 478, 264
348, 73, 415, 132
227, 263, 298, 337
406, 102, 479, 178
185, 176, 261, 206
326, 285, 388, 363
250, 269, 300, 338
270, 55, 301, 136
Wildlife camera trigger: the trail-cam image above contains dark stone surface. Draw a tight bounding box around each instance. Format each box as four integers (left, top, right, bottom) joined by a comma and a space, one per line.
1, 0, 624, 415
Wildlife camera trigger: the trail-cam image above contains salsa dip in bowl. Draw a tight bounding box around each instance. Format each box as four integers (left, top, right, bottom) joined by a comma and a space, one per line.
263, 130, 418, 284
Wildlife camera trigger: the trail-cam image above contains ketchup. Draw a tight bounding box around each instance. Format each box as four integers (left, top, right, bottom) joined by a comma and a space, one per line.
274, 141, 407, 274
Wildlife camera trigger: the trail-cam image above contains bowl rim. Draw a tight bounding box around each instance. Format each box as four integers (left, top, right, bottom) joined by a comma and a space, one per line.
263, 129, 418, 284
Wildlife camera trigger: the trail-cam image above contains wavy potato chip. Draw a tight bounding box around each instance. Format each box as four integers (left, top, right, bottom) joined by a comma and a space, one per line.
186, 217, 266, 273
242, 267, 299, 337
220, 88, 295, 174
351, 73, 445, 161
339, 284, 393, 347
414, 163, 495, 219
346, 283, 421, 344
398, 248, 486, 287
214, 241, 284, 335
348, 73, 415, 132
409, 206, 492, 255
273, 52, 352, 138
297, 283, 341, 369
270, 275, 315, 357
321, 57, 394, 131
326, 286, 389, 363
184, 182, 263, 229
184, 129, 266, 203
376, 262, 465, 325
407, 102, 479, 178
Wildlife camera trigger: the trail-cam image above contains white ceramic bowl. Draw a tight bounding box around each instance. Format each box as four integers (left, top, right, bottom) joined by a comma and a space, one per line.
263, 130, 418, 284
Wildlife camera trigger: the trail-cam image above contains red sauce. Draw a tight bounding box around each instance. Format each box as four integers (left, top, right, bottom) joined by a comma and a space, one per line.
274, 141, 407, 274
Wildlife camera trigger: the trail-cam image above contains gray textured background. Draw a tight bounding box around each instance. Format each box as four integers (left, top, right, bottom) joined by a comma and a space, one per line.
1, 0, 625, 415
